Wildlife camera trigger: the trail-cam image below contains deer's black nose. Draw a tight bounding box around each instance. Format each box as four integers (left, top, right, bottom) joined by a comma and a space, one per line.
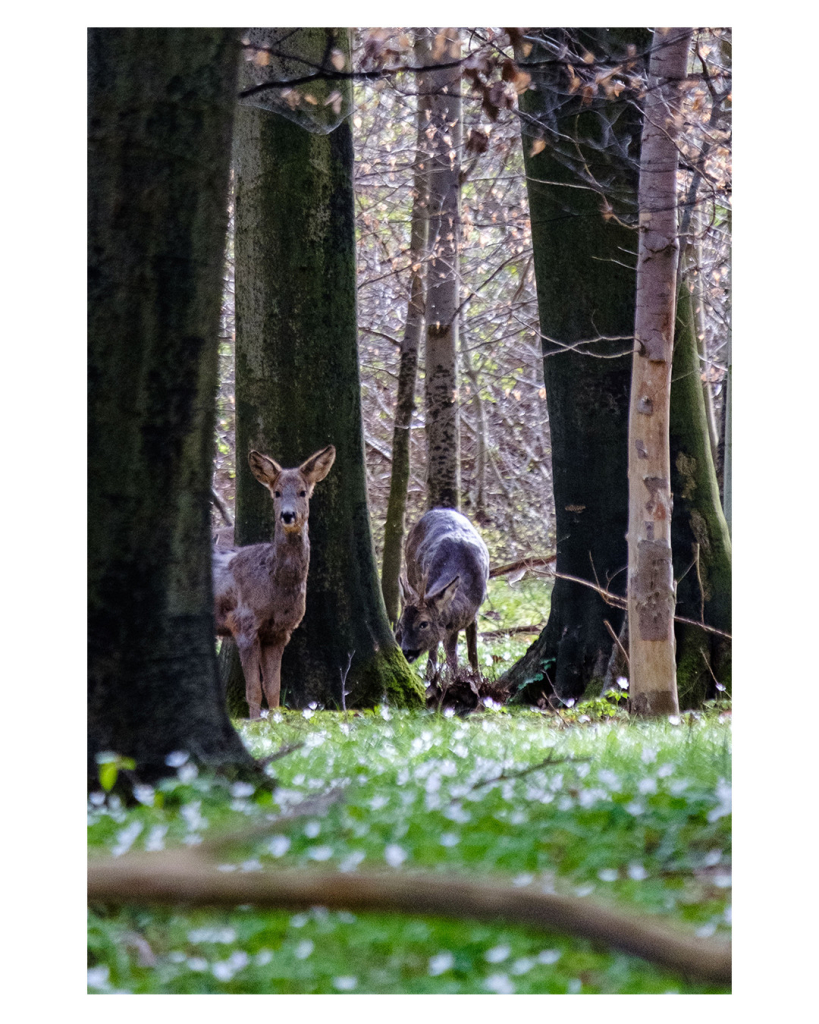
281, 511, 296, 525
402, 648, 420, 663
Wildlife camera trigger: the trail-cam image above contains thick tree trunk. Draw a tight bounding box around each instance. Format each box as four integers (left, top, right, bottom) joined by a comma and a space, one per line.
627, 28, 692, 717
228, 28, 424, 712
88, 28, 254, 786
670, 280, 732, 705
380, 31, 431, 624
424, 28, 462, 511
503, 29, 649, 703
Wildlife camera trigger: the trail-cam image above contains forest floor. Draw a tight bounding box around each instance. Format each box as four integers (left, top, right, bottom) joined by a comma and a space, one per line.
88, 682, 732, 994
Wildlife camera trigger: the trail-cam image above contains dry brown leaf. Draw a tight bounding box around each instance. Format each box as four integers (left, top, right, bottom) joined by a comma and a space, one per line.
432, 30, 449, 60
324, 90, 343, 115
529, 138, 546, 157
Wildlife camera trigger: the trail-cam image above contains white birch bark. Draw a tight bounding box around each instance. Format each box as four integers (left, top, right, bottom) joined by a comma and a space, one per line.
628, 28, 693, 716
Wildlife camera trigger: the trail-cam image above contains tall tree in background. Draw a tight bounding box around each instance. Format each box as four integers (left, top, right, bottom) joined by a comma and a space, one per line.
88, 28, 254, 784
424, 27, 462, 510
627, 28, 693, 716
670, 278, 732, 705
226, 27, 424, 712
503, 28, 649, 703
380, 30, 431, 624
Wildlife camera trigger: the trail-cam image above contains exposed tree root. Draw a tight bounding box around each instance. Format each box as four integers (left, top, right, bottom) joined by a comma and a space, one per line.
88, 856, 730, 984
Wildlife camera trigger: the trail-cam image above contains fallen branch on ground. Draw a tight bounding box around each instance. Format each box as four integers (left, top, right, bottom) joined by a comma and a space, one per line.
87, 856, 730, 984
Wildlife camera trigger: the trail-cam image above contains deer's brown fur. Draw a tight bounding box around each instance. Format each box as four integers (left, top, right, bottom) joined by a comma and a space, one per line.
213, 446, 335, 717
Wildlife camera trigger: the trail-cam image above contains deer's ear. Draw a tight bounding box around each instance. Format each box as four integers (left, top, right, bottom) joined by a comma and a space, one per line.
248, 451, 282, 487
399, 574, 418, 605
427, 575, 460, 612
300, 445, 336, 485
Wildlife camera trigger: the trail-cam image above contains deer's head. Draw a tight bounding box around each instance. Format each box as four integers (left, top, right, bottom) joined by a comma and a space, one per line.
395, 573, 461, 663
248, 445, 336, 535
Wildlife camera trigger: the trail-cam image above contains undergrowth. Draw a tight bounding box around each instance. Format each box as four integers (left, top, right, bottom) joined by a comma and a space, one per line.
88, 701, 732, 994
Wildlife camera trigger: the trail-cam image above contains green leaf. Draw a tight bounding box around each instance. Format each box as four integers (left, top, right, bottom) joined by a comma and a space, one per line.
99, 763, 118, 792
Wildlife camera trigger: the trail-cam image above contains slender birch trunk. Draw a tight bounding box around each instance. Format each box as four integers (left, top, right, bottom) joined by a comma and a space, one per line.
424, 28, 462, 510
380, 30, 431, 623
627, 28, 693, 716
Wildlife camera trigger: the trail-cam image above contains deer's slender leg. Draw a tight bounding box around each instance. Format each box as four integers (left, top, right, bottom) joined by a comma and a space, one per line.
260, 642, 285, 710
237, 635, 263, 718
425, 644, 439, 681
465, 620, 479, 674
444, 631, 459, 676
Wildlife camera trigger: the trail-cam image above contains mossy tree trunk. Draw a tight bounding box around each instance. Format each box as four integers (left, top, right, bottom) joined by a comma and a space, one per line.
88, 28, 255, 786
503, 28, 649, 704
670, 279, 732, 706
380, 30, 431, 624
424, 27, 462, 511
722, 260, 732, 536
227, 27, 424, 712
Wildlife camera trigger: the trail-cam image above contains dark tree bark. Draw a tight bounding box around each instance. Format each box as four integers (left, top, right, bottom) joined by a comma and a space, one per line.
380, 30, 431, 625
225, 27, 424, 712
424, 27, 462, 511
670, 279, 732, 706
503, 28, 650, 703
88, 28, 255, 786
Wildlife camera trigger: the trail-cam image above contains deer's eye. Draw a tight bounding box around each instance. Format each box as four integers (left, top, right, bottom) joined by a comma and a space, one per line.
419, 621, 429, 629
274, 491, 281, 498
299, 490, 306, 497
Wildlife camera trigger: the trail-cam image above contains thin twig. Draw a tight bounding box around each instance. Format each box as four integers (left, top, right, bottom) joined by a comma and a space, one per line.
603, 619, 630, 668
258, 742, 304, 769
194, 786, 348, 857
340, 650, 355, 722
553, 571, 732, 640
210, 487, 233, 527
489, 554, 556, 578
700, 648, 721, 689
480, 623, 544, 639
466, 752, 592, 792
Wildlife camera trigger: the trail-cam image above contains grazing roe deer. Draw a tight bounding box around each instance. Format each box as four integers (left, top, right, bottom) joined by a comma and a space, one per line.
213, 446, 336, 718
396, 508, 489, 680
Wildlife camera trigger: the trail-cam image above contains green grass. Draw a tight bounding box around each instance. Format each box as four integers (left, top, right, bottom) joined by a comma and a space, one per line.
88, 702, 732, 994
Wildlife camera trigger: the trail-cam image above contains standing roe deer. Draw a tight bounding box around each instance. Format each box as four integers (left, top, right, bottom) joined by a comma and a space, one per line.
213, 445, 336, 718
396, 508, 489, 680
